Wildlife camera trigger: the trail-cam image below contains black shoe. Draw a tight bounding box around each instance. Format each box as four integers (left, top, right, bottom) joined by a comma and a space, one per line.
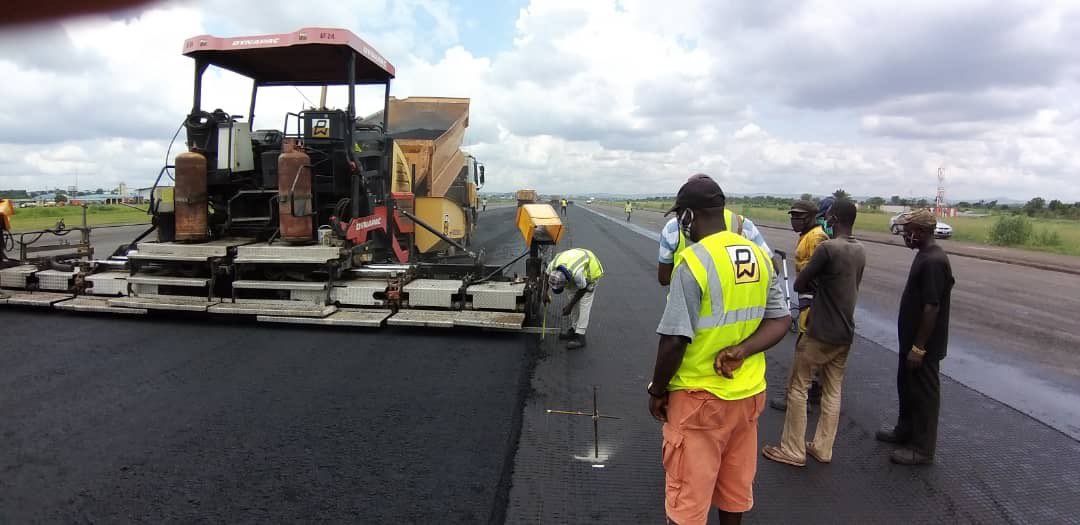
875, 427, 908, 444
808, 381, 822, 405
890, 448, 933, 465
769, 395, 788, 411
566, 335, 587, 349
558, 329, 576, 340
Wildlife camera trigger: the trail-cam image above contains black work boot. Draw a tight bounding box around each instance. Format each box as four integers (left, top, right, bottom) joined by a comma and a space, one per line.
889, 448, 933, 465
875, 427, 909, 444
566, 334, 586, 349
770, 395, 788, 411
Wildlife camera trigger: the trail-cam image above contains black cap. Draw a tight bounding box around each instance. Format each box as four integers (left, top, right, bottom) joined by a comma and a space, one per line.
788, 199, 817, 215
665, 174, 726, 215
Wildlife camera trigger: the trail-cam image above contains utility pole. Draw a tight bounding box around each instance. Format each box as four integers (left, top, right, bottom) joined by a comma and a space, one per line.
934, 167, 946, 215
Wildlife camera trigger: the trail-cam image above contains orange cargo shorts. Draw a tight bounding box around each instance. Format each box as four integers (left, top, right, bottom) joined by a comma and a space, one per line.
662, 390, 766, 523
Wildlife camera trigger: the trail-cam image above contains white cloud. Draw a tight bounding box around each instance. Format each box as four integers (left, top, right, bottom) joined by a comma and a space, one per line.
1, 0, 1079, 202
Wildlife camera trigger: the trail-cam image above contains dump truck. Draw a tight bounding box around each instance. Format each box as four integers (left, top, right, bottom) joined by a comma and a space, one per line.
515, 189, 538, 207
383, 97, 483, 255
0, 27, 562, 330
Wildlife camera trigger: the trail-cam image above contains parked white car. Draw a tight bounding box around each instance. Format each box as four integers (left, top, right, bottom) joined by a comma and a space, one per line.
586, 197, 595, 204
890, 213, 953, 239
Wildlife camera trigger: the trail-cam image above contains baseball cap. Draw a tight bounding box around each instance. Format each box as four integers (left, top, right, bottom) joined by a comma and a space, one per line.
895, 208, 937, 228
788, 199, 818, 215
665, 174, 726, 215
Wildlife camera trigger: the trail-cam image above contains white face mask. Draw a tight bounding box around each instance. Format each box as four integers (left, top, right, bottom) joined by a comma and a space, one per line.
679, 209, 695, 239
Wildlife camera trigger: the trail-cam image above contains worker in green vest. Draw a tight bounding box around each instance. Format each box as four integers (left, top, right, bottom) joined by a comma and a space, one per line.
546, 248, 605, 349
625, 200, 633, 221
648, 176, 791, 524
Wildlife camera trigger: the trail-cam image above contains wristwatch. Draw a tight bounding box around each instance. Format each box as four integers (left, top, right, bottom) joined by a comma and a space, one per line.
910, 345, 927, 357
647, 382, 666, 398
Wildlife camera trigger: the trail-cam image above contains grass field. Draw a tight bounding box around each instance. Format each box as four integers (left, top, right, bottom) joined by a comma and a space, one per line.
9, 205, 150, 232
604, 200, 1080, 257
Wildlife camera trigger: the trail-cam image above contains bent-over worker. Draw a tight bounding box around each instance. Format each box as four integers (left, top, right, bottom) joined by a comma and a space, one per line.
546, 248, 604, 349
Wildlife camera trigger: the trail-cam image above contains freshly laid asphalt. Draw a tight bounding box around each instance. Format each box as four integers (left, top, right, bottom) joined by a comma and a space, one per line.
0, 209, 532, 524
3, 204, 1079, 523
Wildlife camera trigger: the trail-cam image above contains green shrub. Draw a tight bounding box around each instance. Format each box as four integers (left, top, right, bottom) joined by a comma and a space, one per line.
988, 215, 1033, 246
1034, 228, 1062, 247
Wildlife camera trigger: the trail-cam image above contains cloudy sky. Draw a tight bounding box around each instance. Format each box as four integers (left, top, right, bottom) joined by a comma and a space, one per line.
2, 0, 1079, 201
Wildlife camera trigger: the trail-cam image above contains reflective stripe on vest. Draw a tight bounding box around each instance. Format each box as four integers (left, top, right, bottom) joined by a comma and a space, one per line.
550, 248, 605, 283
673, 209, 743, 266
669, 231, 772, 400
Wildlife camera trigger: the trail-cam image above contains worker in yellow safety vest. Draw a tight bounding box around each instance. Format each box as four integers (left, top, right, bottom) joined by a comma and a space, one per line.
648, 176, 791, 524
657, 174, 772, 286
625, 200, 633, 221
546, 247, 604, 349
560, 198, 568, 216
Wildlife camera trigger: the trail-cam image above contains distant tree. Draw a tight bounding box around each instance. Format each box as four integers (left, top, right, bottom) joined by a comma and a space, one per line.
55, 193, 68, 203
833, 189, 851, 201
800, 193, 813, 201
999, 203, 1011, 211
957, 201, 971, 209
1023, 197, 1046, 216
93, 188, 105, 195
1047, 199, 1065, 212
889, 195, 901, 205
865, 196, 885, 210
916, 198, 929, 208
986, 200, 997, 209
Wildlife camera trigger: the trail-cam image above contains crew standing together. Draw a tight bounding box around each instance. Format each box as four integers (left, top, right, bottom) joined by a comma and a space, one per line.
641, 179, 952, 523
535, 179, 953, 523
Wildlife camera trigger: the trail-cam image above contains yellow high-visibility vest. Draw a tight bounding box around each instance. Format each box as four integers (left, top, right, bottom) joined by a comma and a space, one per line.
673, 209, 743, 266
669, 230, 772, 400
548, 248, 605, 284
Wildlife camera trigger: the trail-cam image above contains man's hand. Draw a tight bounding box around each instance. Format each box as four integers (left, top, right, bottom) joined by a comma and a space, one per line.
561, 303, 574, 316
714, 346, 747, 379
906, 350, 925, 370
649, 393, 669, 422
543, 292, 551, 304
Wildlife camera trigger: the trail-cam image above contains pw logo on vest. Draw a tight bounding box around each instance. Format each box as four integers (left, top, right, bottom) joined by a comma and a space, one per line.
726, 245, 760, 284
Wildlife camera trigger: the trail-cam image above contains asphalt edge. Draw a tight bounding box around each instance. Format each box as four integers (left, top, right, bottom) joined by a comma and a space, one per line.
753, 223, 1080, 277
486, 333, 544, 525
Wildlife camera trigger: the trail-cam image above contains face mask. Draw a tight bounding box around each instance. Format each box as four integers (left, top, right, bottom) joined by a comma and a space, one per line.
902, 228, 921, 249
817, 216, 834, 238
679, 209, 695, 240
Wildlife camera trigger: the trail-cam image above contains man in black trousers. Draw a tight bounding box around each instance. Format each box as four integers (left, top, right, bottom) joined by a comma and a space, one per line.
876, 209, 954, 465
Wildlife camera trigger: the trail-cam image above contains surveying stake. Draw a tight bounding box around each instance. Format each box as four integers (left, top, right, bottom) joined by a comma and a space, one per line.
546, 385, 620, 459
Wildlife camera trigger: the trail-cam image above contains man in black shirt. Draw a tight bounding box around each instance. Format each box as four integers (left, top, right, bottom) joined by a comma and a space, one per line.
876, 209, 954, 465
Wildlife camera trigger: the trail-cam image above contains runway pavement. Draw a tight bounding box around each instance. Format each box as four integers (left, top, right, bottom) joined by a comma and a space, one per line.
4, 204, 1079, 523
506, 204, 1080, 523
586, 203, 1080, 441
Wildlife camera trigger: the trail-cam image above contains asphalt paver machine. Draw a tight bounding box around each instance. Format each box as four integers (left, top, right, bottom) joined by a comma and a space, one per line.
0, 28, 562, 330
